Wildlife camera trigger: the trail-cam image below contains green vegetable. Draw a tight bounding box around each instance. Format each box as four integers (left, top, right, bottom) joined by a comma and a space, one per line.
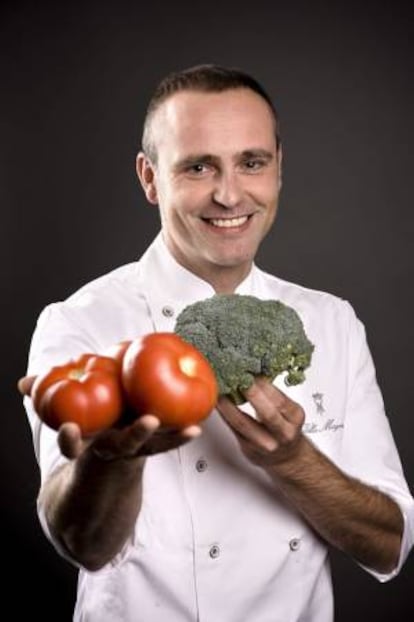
174, 294, 314, 405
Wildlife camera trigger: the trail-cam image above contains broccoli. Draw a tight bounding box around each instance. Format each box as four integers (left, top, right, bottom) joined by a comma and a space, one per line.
174, 293, 315, 405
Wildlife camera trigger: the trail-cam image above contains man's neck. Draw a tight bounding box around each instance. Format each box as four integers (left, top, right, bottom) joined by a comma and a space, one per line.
209, 267, 250, 294
165, 241, 252, 294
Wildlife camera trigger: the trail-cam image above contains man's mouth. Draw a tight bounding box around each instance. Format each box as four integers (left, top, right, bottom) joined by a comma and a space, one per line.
203, 215, 251, 228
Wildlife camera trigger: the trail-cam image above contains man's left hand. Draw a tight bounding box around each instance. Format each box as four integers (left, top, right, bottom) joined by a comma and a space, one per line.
217, 378, 306, 468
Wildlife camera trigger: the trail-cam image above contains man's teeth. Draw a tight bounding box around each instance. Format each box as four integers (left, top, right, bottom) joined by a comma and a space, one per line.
209, 216, 249, 228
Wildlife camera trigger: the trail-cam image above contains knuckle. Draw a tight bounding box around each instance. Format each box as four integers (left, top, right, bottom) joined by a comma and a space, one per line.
263, 437, 278, 452
295, 407, 305, 426
245, 383, 261, 401
282, 427, 297, 444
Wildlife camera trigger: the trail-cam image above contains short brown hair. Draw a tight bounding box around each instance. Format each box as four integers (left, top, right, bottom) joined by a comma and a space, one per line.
141, 63, 281, 163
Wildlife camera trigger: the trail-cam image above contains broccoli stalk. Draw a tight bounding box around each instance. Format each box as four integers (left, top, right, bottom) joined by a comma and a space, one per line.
174, 294, 315, 405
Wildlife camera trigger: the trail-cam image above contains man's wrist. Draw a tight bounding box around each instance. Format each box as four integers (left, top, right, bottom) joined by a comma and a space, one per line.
266, 434, 316, 481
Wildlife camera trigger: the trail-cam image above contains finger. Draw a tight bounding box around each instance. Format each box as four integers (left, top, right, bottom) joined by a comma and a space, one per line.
134, 421, 202, 455
95, 415, 162, 458
255, 379, 304, 425
130, 414, 162, 435
180, 425, 202, 440
17, 375, 37, 396
244, 380, 304, 435
244, 382, 289, 435
217, 397, 278, 452
128, 418, 202, 442
58, 423, 85, 459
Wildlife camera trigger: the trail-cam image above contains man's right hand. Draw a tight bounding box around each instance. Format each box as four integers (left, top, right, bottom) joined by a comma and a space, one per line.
18, 374, 202, 462
18, 373, 202, 569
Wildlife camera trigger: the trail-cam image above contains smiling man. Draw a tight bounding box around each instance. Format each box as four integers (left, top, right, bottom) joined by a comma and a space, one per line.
137, 87, 282, 293
20, 64, 414, 622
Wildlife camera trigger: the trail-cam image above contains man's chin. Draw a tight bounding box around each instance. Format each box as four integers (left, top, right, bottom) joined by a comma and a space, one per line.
205, 252, 254, 272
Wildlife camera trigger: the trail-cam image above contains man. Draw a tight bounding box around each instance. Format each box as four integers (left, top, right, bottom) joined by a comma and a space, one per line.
20, 64, 414, 621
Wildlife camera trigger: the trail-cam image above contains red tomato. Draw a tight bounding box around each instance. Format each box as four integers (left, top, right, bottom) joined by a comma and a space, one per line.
122, 333, 218, 428
31, 353, 124, 436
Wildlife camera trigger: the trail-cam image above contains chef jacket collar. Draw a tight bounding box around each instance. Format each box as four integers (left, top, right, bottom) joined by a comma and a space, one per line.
138, 232, 258, 328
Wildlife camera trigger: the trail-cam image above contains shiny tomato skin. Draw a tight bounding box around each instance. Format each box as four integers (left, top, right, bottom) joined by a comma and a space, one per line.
31, 354, 124, 437
122, 333, 218, 428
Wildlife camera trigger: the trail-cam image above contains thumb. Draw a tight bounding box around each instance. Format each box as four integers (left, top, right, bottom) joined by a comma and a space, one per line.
17, 375, 37, 396
58, 423, 85, 459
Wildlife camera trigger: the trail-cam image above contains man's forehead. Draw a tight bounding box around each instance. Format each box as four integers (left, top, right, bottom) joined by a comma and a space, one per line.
151, 89, 276, 150
162, 88, 271, 116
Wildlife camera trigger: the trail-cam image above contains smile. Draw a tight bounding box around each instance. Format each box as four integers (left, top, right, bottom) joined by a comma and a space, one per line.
205, 215, 250, 228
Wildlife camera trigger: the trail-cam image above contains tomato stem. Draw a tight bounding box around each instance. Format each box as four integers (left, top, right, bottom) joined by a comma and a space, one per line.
68, 368, 85, 380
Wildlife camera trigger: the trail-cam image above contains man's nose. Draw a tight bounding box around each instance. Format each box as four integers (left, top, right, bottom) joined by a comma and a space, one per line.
212, 171, 243, 208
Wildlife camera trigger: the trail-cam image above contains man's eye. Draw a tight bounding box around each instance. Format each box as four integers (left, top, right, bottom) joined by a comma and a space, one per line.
243, 159, 265, 171
188, 163, 208, 174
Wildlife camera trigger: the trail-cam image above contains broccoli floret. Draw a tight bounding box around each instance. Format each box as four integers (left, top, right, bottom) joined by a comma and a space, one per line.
174, 294, 315, 404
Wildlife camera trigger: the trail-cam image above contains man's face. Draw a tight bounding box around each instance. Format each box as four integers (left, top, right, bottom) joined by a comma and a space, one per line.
138, 88, 282, 289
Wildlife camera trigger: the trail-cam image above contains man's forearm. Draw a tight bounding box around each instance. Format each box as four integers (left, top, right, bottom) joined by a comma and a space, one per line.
268, 436, 404, 574
39, 453, 145, 571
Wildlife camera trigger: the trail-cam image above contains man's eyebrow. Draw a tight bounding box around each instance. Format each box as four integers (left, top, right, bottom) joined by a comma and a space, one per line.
238, 148, 274, 161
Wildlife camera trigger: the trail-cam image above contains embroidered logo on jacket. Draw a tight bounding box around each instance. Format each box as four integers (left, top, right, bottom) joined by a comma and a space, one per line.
303, 391, 344, 434
312, 392, 325, 415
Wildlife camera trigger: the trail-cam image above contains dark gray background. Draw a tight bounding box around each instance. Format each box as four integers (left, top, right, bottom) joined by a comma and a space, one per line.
2, 1, 413, 620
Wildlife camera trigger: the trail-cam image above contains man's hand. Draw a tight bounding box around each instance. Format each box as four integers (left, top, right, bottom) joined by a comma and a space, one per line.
18, 374, 201, 462
217, 377, 305, 467
18, 373, 202, 569
17, 375, 36, 396
217, 377, 403, 574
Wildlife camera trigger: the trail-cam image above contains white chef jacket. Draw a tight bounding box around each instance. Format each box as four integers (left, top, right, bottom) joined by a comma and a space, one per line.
24, 232, 414, 622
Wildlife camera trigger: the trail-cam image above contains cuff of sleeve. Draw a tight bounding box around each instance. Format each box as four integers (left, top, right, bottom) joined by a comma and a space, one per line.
36, 498, 136, 572
37, 498, 83, 569
359, 498, 414, 582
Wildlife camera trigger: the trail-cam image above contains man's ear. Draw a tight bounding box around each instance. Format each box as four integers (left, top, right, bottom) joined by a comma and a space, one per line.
136, 152, 158, 204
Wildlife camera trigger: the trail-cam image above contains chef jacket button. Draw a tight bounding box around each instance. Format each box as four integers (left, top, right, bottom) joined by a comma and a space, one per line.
209, 544, 220, 559
196, 458, 208, 472
289, 538, 301, 551
162, 305, 174, 318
